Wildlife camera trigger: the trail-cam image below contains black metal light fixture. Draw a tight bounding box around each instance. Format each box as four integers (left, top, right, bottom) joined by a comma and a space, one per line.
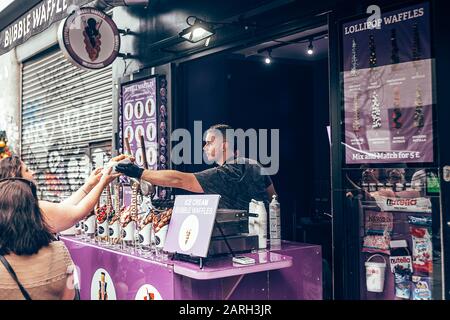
307, 38, 314, 55
264, 49, 272, 64
179, 17, 215, 43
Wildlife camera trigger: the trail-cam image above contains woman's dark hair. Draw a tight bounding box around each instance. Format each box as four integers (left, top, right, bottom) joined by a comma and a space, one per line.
0, 155, 22, 179
0, 179, 54, 255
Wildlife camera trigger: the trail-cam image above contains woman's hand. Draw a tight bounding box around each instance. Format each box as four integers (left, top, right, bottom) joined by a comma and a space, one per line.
86, 167, 103, 188
100, 166, 121, 185
111, 154, 135, 163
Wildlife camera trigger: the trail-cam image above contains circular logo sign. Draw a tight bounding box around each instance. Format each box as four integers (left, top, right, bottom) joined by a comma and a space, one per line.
135, 284, 163, 300
90, 268, 116, 300
58, 7, 120, 70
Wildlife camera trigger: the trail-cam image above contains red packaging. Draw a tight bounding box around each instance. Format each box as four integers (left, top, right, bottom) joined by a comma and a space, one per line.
410, 226, 433, 274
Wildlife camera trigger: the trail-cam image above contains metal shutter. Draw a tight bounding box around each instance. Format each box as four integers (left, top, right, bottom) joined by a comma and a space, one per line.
21, 49, 113, 202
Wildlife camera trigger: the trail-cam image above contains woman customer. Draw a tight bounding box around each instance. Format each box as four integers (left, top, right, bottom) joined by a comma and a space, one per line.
0, 155, 118, 233
0, 172, 101, 299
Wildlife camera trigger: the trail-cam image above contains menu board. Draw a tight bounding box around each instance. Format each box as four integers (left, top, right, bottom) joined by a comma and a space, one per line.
342, 2, 434, 164
119, 75, 170, 199
121, 77, 158, 169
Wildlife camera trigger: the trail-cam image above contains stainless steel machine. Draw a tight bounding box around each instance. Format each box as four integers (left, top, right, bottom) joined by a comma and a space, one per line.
208, 209, 259, 256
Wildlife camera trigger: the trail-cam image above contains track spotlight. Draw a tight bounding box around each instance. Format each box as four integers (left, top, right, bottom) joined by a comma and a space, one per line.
264, 49, 272, 64
307, 39, 314, 55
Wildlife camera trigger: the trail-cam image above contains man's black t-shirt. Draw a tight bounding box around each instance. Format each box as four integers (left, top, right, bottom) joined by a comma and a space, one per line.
193, 158, 272, 210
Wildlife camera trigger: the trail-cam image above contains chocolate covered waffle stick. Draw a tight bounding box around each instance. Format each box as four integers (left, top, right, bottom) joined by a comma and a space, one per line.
152, 208, 173, 234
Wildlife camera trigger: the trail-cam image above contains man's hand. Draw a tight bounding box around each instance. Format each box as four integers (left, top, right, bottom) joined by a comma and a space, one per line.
115, 162, 144, 179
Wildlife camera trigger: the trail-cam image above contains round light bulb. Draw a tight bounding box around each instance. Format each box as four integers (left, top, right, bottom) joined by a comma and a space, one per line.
265, 57, 271, 64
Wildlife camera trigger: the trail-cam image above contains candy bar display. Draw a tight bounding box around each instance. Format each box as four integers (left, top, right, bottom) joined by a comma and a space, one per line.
346, 165, 440, 300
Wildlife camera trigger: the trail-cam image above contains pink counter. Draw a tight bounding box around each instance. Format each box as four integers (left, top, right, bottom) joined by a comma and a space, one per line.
61, 236, 322, 300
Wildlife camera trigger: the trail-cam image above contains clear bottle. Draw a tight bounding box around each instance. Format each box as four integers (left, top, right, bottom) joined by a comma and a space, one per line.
269, 195, 281, 249
256, 200, 268, 250
249, 200, 267, 249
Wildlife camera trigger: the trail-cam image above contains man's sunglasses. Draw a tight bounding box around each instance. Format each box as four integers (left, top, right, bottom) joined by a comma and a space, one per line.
0, 177, 38, 197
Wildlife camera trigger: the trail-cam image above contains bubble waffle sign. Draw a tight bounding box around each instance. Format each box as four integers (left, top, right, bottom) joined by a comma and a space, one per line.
0, 0, 92, 56
57, 7, 120, 70
164, 195, 220, 257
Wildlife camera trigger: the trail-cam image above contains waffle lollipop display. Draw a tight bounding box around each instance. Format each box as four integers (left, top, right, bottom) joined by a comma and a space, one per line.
152, 208, 173, 249
121, 183, 139, 251
96, 185, 113, 243
109, 184, 122, 246
138, 205, 154, 251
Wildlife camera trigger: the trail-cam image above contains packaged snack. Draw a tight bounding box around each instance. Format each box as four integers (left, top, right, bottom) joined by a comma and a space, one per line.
412, 276, 432, 300
389, 241, 413, 273
362, 211, 393, 254
393, 265, 412, 299
362, 232, 391, 255
408, 215, 432, 227
408, 216, 433, 274
365, 211, 393, 235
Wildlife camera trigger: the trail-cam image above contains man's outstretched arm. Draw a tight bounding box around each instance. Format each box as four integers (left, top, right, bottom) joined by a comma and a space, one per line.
142, 170, 204, 193
115, 162, 204, 193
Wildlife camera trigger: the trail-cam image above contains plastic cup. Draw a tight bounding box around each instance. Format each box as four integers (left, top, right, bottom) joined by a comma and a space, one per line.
84, 215, 96, 242
121, 221, 136, 252
108, 221, 121, 248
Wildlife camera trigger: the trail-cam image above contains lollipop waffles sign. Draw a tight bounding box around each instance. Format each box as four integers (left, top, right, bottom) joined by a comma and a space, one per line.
58, 7, 120, 70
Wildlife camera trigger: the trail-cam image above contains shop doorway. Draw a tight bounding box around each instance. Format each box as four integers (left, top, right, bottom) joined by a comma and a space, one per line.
174, 25, 332, 299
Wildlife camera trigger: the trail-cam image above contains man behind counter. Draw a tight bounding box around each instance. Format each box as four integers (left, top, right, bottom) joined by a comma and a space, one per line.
116, 124, 277, 210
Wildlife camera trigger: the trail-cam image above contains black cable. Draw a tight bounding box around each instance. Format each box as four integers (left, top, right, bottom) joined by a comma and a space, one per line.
186, 15, 197, 26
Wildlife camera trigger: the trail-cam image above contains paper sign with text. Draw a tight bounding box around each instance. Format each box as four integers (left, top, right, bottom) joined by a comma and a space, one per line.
163, 195, 221, 258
